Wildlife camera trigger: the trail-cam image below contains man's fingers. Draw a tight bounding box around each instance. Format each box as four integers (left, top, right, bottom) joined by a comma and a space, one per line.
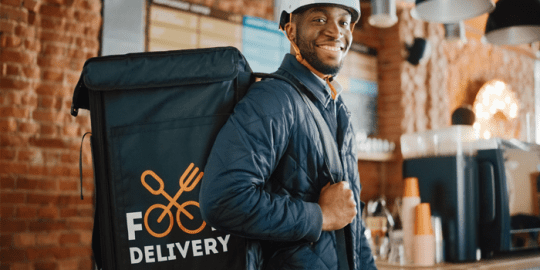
321, 182, 331, 191
339, 181, 350, 189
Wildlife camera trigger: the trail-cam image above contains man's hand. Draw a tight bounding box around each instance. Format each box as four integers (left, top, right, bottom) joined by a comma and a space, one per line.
318, 181, 357, 231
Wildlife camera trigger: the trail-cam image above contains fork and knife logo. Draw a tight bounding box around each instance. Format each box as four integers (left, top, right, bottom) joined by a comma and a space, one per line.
141, 163, 206, 238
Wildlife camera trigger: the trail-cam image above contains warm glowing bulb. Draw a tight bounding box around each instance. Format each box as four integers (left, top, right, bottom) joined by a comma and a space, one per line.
490, 105, 497, 114
510, 103, 518, 118
495, 99, 505, 110
473, 80, 518, 140
494, 81, 505, 91
483, 93, 490, 106
475, 103, 483, 113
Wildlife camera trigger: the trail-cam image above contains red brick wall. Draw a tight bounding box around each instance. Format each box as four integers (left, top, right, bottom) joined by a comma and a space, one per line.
1, 0, 101, 269
353, 3, 403, 204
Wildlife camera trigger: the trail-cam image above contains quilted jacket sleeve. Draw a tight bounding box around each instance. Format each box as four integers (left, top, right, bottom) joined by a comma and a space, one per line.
199, 81, 323, 243
359, 218, 377, 269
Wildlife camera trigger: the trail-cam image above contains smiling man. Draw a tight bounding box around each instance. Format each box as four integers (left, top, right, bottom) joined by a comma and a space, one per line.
199, 1, 377, 270
289, 5, 351, 75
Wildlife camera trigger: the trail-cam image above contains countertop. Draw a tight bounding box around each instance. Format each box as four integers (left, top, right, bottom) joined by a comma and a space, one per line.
376, 251, 540, 270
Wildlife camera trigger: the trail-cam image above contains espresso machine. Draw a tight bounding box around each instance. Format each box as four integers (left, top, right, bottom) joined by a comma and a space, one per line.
401, 127, 540, 262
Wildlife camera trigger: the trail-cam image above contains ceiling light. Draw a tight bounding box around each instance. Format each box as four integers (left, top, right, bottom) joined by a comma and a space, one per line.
444, 21, 467, 43
413, 0, 495, 23
406, 38, 431, 65
484, 0, 540, 45
369, 0, 398, 28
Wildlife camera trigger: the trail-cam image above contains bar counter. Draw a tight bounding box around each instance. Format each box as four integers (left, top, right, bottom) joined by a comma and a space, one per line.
376, 251, 540, 270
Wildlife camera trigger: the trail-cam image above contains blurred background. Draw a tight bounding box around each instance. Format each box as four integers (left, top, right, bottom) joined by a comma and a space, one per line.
1, 0, 539, 268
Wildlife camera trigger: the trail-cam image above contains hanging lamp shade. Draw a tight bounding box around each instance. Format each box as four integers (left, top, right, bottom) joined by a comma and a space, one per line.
444, 21, 467, 42
413, 0, 495, 23
369, 0, 398, 28
484, 0, 540, 45
406, 38, 431, 65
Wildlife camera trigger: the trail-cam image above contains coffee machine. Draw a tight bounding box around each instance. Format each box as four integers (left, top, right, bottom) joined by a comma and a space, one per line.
401, 127, 540, 262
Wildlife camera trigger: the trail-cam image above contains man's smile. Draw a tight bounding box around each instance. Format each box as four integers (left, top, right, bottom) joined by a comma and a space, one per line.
317, 45, 343, 52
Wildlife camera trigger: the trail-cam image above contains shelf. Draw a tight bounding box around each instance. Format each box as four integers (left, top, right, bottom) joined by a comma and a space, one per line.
376, 251, 540, 270
357, 152, 395, 161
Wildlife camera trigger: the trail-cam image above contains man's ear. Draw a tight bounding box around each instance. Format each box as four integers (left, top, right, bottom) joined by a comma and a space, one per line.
284, 22, 296, 43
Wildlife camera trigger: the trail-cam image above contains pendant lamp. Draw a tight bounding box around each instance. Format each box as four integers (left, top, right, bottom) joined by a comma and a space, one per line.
369, 0, 398, 28
413, 0, 495, 23
484, 0, 540, 45
444, 21, 467, 42
406, 38, 431, 65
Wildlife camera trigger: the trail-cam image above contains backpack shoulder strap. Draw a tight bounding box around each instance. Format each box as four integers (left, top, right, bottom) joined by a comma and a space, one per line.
252, 72, 343, 184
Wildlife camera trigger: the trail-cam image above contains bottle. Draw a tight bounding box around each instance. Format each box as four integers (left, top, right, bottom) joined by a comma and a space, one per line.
388, 197, 405, 264
402, 177, 421, 264
432, 215, 444, 264
390, 197, 402, 233
413, 203, 435, 266
365, 197, 394, 260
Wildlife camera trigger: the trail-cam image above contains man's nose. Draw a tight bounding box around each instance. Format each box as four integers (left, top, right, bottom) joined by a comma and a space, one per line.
324, 20, 343, 39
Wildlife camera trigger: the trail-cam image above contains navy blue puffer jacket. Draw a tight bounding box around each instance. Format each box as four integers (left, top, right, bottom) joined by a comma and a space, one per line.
200, 54, 377, 270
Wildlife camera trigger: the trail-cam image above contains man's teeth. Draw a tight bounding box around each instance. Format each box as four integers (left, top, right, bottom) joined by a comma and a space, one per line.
319, 45, 341, 51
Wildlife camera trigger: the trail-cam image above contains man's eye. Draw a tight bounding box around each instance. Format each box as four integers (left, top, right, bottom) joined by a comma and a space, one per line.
342, 21, 350, 26
314, 18, 326, 23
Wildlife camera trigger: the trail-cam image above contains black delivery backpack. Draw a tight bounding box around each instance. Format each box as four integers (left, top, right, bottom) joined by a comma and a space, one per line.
71, 46, 344, 270
71, 47, 253, 270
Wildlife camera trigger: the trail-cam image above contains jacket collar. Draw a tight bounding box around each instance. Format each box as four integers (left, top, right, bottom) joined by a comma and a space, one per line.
277, 54, 333, 108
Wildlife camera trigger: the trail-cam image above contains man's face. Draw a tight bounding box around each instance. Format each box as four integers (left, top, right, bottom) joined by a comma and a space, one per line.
293, 6, 353, 76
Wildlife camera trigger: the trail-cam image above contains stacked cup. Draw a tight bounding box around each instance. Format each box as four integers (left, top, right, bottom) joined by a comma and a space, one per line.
413, 203, 435, 266
401, 177, 420, 264
401, 177, 436, 266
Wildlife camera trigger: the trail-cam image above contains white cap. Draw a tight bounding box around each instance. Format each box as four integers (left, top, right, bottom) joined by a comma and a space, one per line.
278, 0, 361, 29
